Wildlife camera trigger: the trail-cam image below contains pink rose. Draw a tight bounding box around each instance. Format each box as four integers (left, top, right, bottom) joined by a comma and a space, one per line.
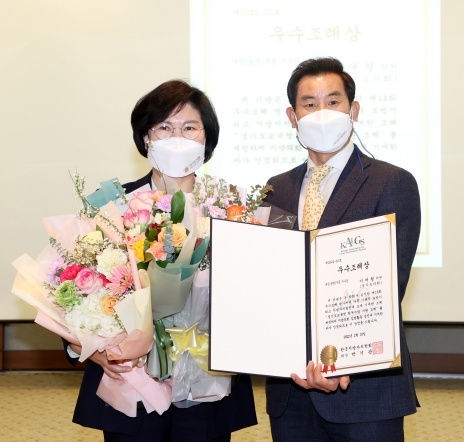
129, 190, 159, 211
123, 209, 151, 228
135, 209, 151, 224
146, 242, 167, 261
74, 267, 104, 295
59, 264, 84, 282
123, 210, 136, 228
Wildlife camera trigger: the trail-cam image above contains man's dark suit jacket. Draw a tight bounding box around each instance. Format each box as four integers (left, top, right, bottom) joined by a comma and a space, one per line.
70, 172, 257, 436
265, 146, 421, 424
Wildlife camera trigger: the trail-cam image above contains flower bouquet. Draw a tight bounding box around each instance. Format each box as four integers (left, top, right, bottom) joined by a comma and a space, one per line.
11, 171, 273, 411
113, 174, 272, 406
11, 175, 171, 418
124, 188, 208, 321
109, 185, 208, 388
114, 175, 292, 408
156, 175, 272, 405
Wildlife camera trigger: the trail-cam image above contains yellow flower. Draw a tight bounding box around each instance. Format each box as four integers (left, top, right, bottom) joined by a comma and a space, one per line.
82, 230, 103, 244
131, 238, 146, 261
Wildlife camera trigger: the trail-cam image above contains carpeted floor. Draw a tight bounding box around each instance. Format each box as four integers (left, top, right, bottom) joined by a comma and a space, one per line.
0, 372, 463, 441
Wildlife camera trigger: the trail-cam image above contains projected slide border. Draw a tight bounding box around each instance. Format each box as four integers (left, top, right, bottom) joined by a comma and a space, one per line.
190, 0, 441, 268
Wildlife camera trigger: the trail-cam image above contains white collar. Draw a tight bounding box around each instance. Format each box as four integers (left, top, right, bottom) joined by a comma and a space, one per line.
306, 142, 354, 175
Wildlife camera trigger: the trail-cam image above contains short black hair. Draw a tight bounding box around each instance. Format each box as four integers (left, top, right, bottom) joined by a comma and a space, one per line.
287, 57, 356, 108
131, 80, 219, 162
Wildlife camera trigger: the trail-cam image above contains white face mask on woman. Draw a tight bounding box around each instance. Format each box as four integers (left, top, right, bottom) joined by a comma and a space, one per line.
147, 137, 205, 178
296, 109, 353, 153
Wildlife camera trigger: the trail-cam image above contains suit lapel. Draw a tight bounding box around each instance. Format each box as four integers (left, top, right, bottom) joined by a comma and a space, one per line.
290, 163, 307, 230
319, 148, 370, 228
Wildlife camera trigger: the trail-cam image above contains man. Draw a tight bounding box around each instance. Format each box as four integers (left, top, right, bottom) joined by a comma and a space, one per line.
265, 57, 421, 441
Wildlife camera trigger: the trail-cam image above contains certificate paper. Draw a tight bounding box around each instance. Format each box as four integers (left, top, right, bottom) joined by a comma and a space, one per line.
209, 214, 400, 379
310, 214, 400, 377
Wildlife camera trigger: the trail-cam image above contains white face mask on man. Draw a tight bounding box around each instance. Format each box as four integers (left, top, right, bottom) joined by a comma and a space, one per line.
296, 109, 353, 153
146, 137, 205, 178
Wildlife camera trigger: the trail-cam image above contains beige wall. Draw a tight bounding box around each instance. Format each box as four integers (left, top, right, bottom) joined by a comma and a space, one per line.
1, 1, 463, 352
1, 0, 189, 320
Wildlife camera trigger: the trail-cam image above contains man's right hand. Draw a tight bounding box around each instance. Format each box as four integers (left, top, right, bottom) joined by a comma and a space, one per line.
291, 361, 350, 393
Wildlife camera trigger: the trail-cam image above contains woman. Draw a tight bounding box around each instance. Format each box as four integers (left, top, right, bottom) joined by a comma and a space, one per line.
69, 80, 257, 441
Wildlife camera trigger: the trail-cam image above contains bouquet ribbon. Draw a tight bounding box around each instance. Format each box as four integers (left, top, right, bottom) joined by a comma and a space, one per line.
166, 322, 209, 373
86, 178, 125, 208
153, 319, 174, 380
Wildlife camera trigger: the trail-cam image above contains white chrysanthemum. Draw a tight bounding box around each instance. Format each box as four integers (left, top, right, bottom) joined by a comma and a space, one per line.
125, 226, 143, 238
154, 212, 171, 224
65, 293, 123, 338
96, 248, 128, 278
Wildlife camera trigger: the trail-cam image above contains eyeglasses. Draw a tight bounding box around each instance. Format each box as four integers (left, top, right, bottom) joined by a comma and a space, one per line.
150, 121, 204, 140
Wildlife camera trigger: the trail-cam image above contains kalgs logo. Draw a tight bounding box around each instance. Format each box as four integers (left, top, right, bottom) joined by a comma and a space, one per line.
341, 236, 365, 250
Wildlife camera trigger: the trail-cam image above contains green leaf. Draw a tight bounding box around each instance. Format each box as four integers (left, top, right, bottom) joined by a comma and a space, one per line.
146, 227, 158, 242
137, 261, 149, 271
170, 190, 185, 224
143, 239, 151, 252
156, 260, 169, 269
144, 251, 154, 262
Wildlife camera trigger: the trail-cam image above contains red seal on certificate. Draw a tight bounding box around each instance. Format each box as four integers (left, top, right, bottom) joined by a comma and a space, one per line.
320, 345, 338, 373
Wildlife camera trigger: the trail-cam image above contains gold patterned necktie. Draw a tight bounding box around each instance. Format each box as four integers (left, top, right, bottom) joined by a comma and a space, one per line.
301, 165, 333, 231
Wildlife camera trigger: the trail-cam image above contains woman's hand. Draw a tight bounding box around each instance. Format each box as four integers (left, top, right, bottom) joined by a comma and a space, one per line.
89, 350, 133, 380
291, 361, 350, 393
69, 343, 133, 380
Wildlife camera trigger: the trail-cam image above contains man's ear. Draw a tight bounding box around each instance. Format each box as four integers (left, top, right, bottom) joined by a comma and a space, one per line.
286, 107, 297, 128
351, 101, 360, 122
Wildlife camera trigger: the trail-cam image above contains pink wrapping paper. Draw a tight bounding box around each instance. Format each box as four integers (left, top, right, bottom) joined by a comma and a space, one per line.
35, 309, 80, 345
11, 206, 172, 417
97, 362, 171, 417
95, 272, 172, 416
